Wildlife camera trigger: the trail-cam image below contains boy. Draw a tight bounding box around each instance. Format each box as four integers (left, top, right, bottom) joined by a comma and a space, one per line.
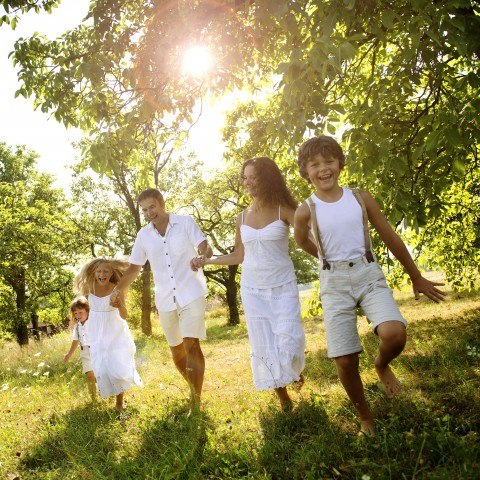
294, 135, 445, 435
64, 296, 97, 401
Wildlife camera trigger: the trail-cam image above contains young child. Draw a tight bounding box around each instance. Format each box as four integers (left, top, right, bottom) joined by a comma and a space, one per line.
73, 257, 143, 412
194, 157, 306, 411
294, 135, 446, 435
64, 296, 97, 401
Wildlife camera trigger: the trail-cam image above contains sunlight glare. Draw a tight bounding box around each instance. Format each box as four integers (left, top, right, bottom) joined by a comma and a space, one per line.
182, 45, 212, 77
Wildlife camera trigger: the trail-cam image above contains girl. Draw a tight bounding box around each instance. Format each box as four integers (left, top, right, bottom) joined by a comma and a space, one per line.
193, 157, 306, 410
73, 257, 143, 411
64, 296, 97, 401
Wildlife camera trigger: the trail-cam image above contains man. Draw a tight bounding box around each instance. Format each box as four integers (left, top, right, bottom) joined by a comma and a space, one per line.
111, 188, 212, 412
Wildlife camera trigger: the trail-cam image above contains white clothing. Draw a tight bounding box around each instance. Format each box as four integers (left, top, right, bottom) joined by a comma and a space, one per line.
88, 293, 143, 398
158, 297, 207, 346
309, 187, 367, 262
129, 215, 208, 311
240, 215, 306, 390
72, 320, 90, 347
242, 280, 306, 390
241, 220, 297, 288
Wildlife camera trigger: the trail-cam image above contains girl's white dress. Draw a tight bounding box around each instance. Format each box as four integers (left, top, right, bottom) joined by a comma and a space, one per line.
88, 293, 143, 398
240, 215, 306, 390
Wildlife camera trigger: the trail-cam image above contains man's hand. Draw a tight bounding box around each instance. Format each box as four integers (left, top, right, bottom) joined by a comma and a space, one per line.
190, 255, 206, 272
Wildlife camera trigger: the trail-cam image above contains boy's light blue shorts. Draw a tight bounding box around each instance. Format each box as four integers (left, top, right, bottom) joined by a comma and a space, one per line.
319, 255, 407, 358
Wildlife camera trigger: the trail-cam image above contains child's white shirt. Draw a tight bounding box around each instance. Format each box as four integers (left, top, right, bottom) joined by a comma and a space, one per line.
309, 187, 368, 262
72, 320, 90, 347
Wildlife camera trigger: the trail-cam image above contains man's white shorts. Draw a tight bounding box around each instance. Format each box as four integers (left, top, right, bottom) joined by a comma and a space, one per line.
320, 256, 407, 358
158, 296, 207, 347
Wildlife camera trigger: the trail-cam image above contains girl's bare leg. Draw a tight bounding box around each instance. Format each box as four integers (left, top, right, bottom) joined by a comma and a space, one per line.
115, 392, 124, 411
275, 387, 293, 412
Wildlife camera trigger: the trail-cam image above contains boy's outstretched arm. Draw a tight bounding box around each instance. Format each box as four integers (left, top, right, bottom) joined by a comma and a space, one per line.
360, 190, 446, 303
294, 203, 319, 258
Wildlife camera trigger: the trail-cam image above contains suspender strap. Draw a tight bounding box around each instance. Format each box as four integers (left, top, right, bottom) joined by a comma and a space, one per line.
307, 197, 331, 270
351, 189, 375, 263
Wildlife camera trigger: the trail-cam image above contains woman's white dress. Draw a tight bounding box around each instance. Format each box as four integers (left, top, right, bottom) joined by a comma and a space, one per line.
88, 293, 143, 398
241, 217, 306, 390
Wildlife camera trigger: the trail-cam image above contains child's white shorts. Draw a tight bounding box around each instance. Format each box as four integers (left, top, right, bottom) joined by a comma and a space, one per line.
319, 255, 407, 358
80, 346, 93, 373
158, 296, 207, 347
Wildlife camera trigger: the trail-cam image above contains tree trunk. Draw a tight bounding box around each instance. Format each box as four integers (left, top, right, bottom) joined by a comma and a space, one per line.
225, 265, 240, 326
141, 261, 152, 336
31, 313, 40, 341
13, 274, 29, 345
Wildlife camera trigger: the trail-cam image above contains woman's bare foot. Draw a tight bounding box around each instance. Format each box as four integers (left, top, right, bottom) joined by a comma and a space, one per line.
375, 364, 402, 399
291, 373, 305, 392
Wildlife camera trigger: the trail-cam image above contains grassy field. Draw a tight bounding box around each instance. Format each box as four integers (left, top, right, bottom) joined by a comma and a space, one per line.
1, 282, 479, 479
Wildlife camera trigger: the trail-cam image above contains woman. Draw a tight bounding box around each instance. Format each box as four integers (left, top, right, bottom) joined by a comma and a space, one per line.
194, 157, 306, 410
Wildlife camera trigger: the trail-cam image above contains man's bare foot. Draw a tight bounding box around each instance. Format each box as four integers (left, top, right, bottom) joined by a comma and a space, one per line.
360, 419, 376, 437
291, 373, 305, 392
375, 364, 402, 399
188, 395, 201, 417
115, 404, 124, 412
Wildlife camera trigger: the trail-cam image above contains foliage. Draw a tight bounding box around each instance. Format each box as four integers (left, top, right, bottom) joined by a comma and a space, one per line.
1, 286, 479, 479
9, 0, 480, 287
0, 0, 60, 29
0, 142, 83, 344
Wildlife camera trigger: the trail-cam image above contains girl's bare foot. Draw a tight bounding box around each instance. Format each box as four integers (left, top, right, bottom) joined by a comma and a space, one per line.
375, 364, 402, 399
275, 387, 293, 412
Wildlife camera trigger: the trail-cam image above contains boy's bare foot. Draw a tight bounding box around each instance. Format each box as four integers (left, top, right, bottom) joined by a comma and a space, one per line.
375, 364, 402, 399
360, 419, 376, 437
291, 373, 305, 392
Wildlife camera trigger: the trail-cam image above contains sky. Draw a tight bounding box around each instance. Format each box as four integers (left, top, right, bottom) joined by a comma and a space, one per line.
0, 0, 226, 192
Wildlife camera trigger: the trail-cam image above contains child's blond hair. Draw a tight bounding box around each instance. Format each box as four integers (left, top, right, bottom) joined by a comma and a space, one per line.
73, 257, 129, 296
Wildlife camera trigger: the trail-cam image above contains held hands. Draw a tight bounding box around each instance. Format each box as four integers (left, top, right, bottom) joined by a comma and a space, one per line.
411, 275, 447, 303
109, 288, 125, 308
190, 255, 206, 272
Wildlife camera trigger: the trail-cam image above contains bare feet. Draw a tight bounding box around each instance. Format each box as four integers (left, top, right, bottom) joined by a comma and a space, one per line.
291, 373, 305, 392
360, 419, 376, 437
375, 364, 402, 399
188, 394, 201, 417
275, 387, 293, 412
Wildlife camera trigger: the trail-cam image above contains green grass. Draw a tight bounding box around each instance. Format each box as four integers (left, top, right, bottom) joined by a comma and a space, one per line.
1, 285, 479, 479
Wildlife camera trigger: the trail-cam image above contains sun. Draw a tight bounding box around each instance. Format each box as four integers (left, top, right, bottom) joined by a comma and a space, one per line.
182, 45, 212, 77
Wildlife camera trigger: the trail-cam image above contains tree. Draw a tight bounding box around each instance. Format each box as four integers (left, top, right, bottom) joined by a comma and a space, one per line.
11, 0, 480, 286
0, 142, 83, 344
0, 1, 61, 29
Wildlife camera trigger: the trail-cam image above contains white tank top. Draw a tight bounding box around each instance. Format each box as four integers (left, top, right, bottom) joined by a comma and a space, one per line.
310, 187, 368, 262
240, 208, 296, 288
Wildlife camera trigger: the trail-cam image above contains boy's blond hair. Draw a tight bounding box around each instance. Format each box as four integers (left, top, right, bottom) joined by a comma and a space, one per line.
297, 135, 346, 181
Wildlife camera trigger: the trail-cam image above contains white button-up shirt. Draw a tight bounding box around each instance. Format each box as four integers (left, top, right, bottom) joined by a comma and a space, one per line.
73, 320, 90, 347
129, 214, 208, 311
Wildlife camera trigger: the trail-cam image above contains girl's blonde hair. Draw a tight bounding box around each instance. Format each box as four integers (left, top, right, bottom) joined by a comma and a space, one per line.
73, 257, 129, 296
